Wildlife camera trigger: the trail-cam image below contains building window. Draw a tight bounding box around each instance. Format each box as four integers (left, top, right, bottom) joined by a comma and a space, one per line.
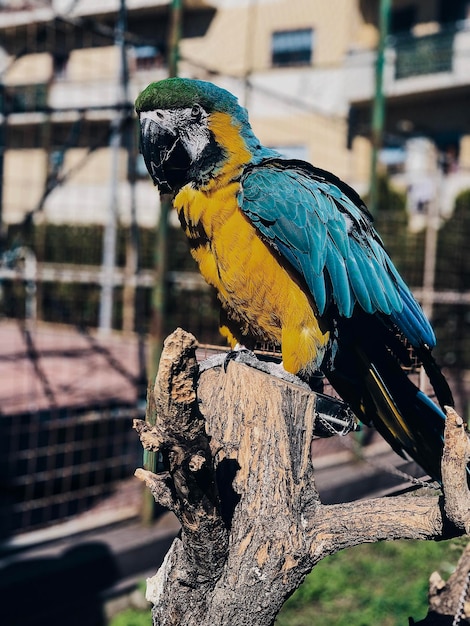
439, 0, 470, 23
49, 150, 65, 174
6, 84, 48, 114
136, 153, 151, 178
271, 28, 314, 67
132, 45, 163, 71
390, 6, 417, 35
53, 52, 69, 80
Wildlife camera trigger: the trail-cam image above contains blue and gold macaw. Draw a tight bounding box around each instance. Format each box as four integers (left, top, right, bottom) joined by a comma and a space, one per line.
136, 77, 454, 481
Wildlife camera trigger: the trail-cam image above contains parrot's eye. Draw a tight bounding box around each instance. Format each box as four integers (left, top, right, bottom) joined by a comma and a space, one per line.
190, 104, 202, 120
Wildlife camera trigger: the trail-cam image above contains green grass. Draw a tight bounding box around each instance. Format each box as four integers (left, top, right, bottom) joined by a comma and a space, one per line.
109, 539, 466, 626
276, 538, 466, 626
109, 608, 152, 626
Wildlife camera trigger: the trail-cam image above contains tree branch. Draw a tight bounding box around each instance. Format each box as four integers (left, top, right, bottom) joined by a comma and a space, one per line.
134, 328, 470, 626
442, 406, 470, 534
411, 542, 470, 625
134, 331, 228, 587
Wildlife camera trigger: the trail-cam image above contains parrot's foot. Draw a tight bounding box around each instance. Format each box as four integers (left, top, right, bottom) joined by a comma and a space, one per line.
258, 359, 312, 390
199, 345, 259, 374
223, 344, 259, 372
199, 347, 312, 389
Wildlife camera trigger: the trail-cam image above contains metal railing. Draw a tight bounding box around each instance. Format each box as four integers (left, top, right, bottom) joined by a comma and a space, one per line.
393, 28, 456, 79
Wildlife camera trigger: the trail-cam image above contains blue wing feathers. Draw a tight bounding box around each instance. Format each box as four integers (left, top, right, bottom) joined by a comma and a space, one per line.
344, 251, 373, 313
391, 279, 436, 348
347, 241, 390, 314
238, 159, 430, 347
308, 269, 327, 315
325, 244, 353, 317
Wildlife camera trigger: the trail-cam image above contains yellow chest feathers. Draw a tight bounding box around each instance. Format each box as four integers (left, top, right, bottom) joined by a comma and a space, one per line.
175, 181, 278, 327
173, 182, 329, 374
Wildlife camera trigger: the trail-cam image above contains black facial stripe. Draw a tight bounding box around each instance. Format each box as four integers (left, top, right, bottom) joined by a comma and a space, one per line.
140, 117, 192, 192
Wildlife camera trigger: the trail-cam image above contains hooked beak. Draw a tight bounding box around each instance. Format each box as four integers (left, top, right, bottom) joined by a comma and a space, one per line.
139, 113, 191, 193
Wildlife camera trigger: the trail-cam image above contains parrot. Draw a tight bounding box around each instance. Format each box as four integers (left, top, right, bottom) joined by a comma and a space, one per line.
135, 77, 454, 481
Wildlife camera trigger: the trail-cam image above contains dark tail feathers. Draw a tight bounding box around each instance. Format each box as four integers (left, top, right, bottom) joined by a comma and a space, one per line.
326, 334, 451, 482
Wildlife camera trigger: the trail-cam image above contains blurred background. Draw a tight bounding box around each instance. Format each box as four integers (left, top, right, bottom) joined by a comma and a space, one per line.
1, 0, 470, 624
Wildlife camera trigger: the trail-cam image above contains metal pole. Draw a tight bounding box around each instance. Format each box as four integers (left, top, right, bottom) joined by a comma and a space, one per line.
242, 0, 256, 108
99, 0, 129, 333
121, 4, 138, 335
168, 0, 182, 79
147, 0, 182, 380
420, 152, 441, 393
0, 81, 6, 246
369, 0, 391, 216
142, 0, 182, 524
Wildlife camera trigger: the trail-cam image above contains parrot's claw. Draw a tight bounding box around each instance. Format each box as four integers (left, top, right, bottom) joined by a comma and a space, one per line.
257, 360, 312, 389
223, 346, 258, 372
199, 348, 312, 389
199, 347, 264, 374
198, 352, 231, 372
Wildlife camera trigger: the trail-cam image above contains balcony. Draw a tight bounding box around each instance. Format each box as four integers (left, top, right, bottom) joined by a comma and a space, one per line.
1, 69, 167, 124
3, 83, 48, 114
344, 22, 470, 103
394, 28, 455, 79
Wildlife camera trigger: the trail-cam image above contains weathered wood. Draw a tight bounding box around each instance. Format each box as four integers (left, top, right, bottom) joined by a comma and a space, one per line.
442, 407, 470, 534
134, 330, 228, 588
411, 543, 470, 625
134, 328, 470, 626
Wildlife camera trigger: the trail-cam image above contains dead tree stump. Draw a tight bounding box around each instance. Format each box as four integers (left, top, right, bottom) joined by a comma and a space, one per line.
134, 328, 470, 626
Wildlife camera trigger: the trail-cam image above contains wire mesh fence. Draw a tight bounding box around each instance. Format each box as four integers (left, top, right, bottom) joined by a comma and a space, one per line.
0, 319, 148, 539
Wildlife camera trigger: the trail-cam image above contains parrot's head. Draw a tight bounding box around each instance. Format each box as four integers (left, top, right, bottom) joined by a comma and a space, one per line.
135, 77, 260, 193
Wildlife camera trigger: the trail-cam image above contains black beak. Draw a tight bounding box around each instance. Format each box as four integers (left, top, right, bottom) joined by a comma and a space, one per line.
139, 117, 191, 193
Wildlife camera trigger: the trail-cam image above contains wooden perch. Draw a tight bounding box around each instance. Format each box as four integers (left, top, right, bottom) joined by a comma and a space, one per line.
134, 328, 470, 626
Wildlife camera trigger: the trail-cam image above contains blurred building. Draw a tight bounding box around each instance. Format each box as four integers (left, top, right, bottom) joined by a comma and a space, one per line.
0, 0, 215, 228
1, 0, 470, 230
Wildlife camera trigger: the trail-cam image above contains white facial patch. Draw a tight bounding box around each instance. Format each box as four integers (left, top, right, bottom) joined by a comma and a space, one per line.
177, 107, 211, 162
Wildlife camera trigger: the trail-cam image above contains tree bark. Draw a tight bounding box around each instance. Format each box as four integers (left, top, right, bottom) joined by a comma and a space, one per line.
411, 542, 470, 625
134, 328, 470, 626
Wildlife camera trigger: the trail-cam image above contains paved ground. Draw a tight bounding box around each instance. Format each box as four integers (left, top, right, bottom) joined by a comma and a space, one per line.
0, 441, 428, 626
0, 319, 147, 415
0, 511, 180, 626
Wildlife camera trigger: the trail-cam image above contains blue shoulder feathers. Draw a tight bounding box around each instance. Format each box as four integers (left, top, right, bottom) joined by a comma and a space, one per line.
237, 158, 435, 349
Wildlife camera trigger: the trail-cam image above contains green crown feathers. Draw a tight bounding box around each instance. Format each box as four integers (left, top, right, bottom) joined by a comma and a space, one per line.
135, 77, 244, 120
